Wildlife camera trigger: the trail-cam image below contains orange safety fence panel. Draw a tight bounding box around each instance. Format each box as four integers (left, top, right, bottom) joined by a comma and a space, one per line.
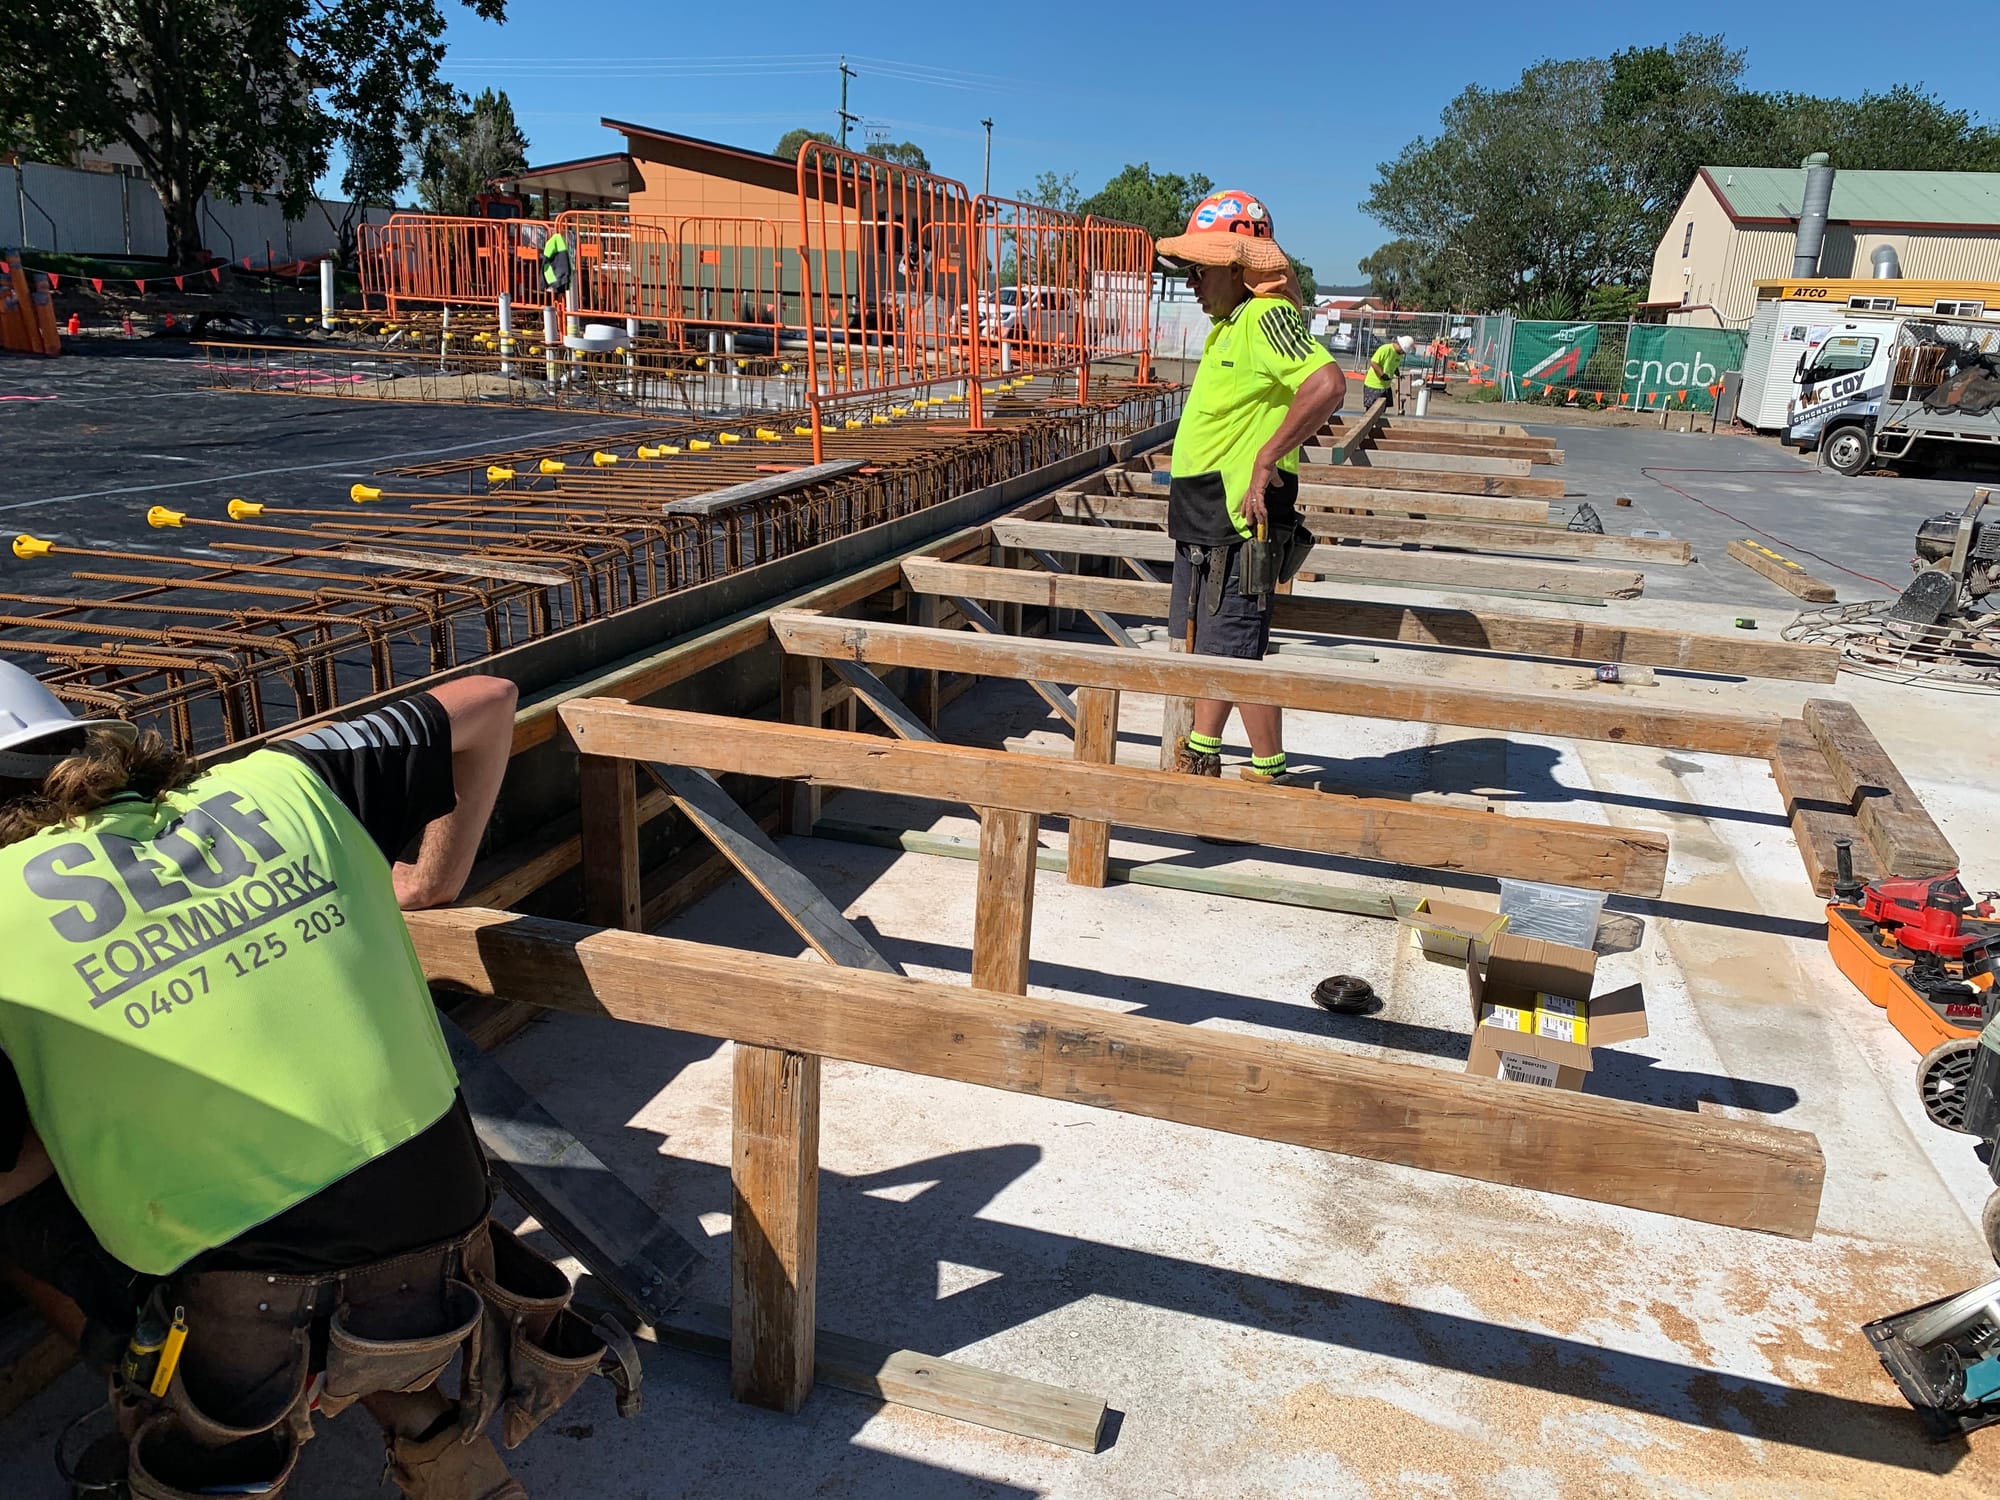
796, 140, 980, 457
970, 195, 1088, 387
554, 211, 678, 328
357, 216, 555, 312
676, 217, 799, 355
1082, 216, 1154, 384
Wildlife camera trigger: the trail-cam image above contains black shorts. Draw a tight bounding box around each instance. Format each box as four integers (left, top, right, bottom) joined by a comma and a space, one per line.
1168, 541, 1273, 660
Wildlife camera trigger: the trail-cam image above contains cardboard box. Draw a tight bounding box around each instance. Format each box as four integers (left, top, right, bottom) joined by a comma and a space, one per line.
1400, 897, 1511, 966
1466, 933, 1648, 1092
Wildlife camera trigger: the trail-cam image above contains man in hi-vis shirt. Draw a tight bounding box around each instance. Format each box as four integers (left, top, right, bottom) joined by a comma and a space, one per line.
1158, 191, 1346, 784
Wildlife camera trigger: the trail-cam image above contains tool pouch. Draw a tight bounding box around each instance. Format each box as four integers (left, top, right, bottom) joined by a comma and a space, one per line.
1238, 535, 1277, 600
1280, 521, 1316, 584
128, 1410, 299, 1500
320, 1276, 485, 1421
157, 1271, 315, 1450
464, 1221, 618, 1449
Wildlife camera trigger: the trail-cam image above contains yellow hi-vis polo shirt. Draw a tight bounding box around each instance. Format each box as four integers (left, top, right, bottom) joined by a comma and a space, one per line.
1168, 297, 1333, 545
1365, 340, 1403, 390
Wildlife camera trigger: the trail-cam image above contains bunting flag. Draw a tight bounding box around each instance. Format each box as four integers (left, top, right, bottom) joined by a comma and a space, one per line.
90, 278, 103, 293
1566, 388, 1578, 401
134, 279, 145, 293
1644, 391, 1657, 406
174, 275, 185, 291
1594, 391, 1604, 405
46, 273, 58, 289
1619, 392, 1629, 405
210, 267, 222, 282
1541, 383, 1553, 396
1677, 388, 1689, 404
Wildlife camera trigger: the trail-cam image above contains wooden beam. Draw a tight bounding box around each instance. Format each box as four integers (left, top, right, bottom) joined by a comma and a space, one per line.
1300, 464, 1565, 500
1365, 435, 1564, 465
1114, 468, 1557, 518
972, 808, 1039, 993
1772, 719, 1881, 896
1325, 395, 1389, 462
1319, 447, 1534, 478
646, 763, 897, 972
404, 908, 1826, 1239
641, 1299, 1107, 1451
1727, 539, 1838, 603
899, 560, 1840, 683
660, 460, 868, 517
731, 1043, 820, 1412
1801, 699, 1958, 877
950, 594, 1079, 728
989, 519, 1643, 602
559, 702, 1670, 895
1057, 492, 1690, 565
1324, 417, 1534, 441
580, 754, 642, 931
770, 613, 1781, 760
1068, 687, 1119, 888
825, 658, 936, 742
779, 654, 823, 835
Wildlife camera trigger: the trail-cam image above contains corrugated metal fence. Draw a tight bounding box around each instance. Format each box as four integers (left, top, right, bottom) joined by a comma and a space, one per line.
8, 160, 397, 262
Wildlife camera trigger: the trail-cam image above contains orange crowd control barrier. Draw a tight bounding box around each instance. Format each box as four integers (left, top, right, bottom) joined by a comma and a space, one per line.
969, 194, 1089, 394
358, 216, 554, 313
555, 210, 677, 328
796, 140, 982, 459
1083, 216, 1153, 386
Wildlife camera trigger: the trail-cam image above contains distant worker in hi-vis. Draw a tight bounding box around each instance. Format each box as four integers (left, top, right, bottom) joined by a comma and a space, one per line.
0, 660, 634, 1499
1155, 191, 1346, 784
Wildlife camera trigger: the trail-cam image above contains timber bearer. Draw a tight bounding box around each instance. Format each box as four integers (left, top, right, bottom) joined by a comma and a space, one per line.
1363, 332, 1415, 414
0, 663, 634, 1499
1157, 191, 1346, 783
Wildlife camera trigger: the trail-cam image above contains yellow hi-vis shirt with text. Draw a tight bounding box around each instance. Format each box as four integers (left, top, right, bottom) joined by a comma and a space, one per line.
1169, 297, 1333, 542
0, 753, 458, 1274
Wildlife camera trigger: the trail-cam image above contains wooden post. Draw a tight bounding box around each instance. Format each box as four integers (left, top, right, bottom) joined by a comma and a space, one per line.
910, 593, 942, 728
971, 808, 1038, 993
579, 753, 642, 931
1068, 688, 1118, 888
730, 1043, 820, 1412
1159, 632, 1194, 771
779, 654, 823, 836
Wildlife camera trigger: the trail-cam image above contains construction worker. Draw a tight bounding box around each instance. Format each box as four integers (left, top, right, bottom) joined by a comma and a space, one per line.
0, 663, 626, 1499
1362, 333, 1415, 415
1156, 191, 1346, 784
539, 224, 571, 297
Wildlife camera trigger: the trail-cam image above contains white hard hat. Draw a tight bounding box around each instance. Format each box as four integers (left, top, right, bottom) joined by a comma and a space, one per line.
1396, 334, 1415, 353
0, 660, 137, 781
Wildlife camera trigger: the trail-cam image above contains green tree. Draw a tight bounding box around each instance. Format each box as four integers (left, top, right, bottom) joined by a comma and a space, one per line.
1358, 237, 1450, 305
865, 140, 930, 171
1287, 255, 1317, 303
1019, 170, 1080, 212
775, 127, 835, 161
411, 88, 529, 215
0, 0, 507, 266
1079, 163, 1214, 240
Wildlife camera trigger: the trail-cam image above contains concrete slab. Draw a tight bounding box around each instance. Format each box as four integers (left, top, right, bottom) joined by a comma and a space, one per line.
3, 392, 1999, 1496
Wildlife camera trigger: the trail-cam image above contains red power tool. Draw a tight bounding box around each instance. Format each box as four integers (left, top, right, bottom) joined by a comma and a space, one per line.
1827, 840, 2000, 1132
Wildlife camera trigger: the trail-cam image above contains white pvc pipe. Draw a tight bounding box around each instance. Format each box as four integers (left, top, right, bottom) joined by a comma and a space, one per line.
319, 258, 334, 332
497, 295, 514, 376
543, 304, 558, 385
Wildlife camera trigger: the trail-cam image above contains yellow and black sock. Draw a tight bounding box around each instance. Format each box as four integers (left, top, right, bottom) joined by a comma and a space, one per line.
1186, 732, 1223, 756
1251, 751, 1286, 777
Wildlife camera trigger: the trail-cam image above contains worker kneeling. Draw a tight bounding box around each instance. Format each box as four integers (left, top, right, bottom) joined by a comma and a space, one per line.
0, 663, 631, 1499
1157, 191, 1346, 783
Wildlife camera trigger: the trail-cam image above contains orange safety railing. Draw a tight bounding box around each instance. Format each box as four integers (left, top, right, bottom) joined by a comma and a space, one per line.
796, 140, 981, 460
676, 217, 799, 353
969, 195, 1089, 394
1082, 216, 1154, 385
357, 216, 554, 313
553, 210, 677, 328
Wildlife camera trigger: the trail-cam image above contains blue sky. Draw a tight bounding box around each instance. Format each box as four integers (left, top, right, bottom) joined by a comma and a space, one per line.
424, 2, 2000, 285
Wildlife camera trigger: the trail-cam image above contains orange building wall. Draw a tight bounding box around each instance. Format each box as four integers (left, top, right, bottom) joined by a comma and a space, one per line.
624, 143, 798, 227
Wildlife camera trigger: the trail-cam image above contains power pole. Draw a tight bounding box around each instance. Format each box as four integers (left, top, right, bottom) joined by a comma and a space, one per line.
980, 118, 993, 199
838, 57, 859, 149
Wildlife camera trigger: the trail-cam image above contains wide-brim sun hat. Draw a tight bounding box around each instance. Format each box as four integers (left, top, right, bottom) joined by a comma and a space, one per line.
0, 659, 137, 780
1157, 190, 1292, 274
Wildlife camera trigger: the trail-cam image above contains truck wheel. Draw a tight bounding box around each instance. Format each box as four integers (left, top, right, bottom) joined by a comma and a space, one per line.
1823, 425, 1871, 476
1985, 1190, 2000, 1265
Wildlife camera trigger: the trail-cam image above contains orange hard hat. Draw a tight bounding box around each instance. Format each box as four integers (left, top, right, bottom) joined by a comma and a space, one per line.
1156, 190, 1289, 272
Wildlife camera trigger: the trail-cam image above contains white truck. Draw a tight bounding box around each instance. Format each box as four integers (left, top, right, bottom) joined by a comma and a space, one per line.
1785, 311, 2000, 475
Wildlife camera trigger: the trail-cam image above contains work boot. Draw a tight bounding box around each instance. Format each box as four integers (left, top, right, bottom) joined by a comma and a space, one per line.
1238, 762, 1297, 787
1172, 737, 1221, 777
386, 1425, 529, 1500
